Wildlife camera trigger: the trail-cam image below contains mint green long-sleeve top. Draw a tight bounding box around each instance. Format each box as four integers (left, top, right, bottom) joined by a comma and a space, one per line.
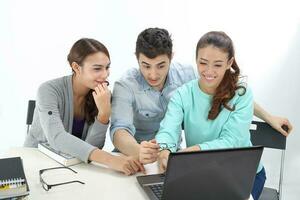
155, 79, 262, 172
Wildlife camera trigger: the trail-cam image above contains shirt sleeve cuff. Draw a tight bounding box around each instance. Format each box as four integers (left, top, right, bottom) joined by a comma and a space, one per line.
84, 146, 98, 163
94, 117, 110, 128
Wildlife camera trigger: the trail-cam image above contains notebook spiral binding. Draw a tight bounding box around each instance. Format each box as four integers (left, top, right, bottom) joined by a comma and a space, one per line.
0, 178, 25, 187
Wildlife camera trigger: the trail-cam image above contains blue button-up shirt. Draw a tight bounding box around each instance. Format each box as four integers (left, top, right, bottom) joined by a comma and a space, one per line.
110, 62, 197, 143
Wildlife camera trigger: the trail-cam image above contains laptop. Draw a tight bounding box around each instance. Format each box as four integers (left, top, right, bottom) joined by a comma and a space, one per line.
137, 146, 263, 200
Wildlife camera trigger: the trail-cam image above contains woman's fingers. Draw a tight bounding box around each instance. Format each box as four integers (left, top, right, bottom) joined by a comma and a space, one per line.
125, 162, 135, 175
158, 160, 166, 173
284, 119, 293, 134
102, 82, 109, 91
92, 91, 97, 99
133, 159, 146, 173
94, 85, 101, 95
97, 84, 105, 93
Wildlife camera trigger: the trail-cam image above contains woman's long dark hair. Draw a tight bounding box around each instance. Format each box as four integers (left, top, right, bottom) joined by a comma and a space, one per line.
67, 38, 110, 124
196, 31, 245, 120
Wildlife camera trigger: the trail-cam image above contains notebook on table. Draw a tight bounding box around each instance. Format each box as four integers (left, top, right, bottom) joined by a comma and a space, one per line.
38, 142, 82, 166
0, 157, 30, 199
137, 146, 263, 200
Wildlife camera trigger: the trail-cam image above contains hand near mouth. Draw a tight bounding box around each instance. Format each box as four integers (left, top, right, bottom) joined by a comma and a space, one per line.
92, 81, 111, 124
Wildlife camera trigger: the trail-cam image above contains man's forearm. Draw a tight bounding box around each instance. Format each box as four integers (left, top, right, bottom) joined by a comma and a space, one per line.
113, 129, 141, 159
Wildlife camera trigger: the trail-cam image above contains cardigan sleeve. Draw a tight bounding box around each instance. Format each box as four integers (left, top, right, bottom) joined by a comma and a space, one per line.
36, 82, 97, 163
84, 117, 108, 149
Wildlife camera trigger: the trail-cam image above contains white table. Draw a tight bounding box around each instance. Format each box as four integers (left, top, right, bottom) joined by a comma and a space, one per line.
3, 148, 253, 200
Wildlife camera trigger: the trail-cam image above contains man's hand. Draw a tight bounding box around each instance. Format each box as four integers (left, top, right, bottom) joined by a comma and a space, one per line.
139, 139, 159, 164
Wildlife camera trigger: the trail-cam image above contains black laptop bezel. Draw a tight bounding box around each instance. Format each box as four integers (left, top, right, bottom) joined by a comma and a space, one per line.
161, 145, 264, 199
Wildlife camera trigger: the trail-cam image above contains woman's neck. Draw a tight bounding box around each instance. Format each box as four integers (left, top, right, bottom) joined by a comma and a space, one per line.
198, 80, 216, 95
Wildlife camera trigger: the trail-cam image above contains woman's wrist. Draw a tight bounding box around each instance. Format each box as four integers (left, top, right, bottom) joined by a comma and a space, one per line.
158, 149, 170, 159
97, 113, 110, 124
89, 148, 113, 165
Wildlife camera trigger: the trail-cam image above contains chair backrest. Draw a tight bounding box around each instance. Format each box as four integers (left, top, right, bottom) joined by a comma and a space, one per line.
250, 120, 288, 200
250, 121, 287, 150
26, 100, 36, 133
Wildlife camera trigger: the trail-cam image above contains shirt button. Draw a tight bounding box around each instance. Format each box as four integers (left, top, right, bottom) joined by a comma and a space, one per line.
48, 111, 52, 115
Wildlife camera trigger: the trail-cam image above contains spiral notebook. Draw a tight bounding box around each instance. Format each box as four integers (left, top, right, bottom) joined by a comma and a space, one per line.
0, 157, 29, 199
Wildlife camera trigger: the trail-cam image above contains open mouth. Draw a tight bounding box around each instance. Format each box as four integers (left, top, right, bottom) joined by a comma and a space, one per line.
203, 75, 216, 81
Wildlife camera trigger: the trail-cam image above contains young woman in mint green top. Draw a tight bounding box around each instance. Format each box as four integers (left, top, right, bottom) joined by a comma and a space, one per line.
139, 31, 266, 200
156, 78, 255, 152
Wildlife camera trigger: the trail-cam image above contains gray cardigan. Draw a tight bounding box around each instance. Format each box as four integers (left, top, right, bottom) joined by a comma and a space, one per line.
24, 75, 108, 162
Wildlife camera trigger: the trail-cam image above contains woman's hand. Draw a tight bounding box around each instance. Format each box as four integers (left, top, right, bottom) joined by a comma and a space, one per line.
108, 155, 145, 176
139, 139, 160, 164
178, 145, 201, 152
92, 82, 111, 124
157, 150, 170, 173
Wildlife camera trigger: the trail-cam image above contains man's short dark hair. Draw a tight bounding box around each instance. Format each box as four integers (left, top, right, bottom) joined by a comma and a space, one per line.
135, 28, 173, 59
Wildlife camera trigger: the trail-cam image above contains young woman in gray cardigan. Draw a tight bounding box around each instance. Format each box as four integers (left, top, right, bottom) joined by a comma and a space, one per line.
24, 38, 144, 175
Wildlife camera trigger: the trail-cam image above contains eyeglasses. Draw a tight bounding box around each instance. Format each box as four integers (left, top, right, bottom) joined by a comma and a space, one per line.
158, 143, 176, 151
39, 167, 85, 191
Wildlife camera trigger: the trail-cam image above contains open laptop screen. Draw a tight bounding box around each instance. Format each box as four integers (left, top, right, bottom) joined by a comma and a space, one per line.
162, 146, 263, 200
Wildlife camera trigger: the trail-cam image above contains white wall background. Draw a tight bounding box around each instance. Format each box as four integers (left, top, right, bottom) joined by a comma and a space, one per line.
1, 0, 299, 199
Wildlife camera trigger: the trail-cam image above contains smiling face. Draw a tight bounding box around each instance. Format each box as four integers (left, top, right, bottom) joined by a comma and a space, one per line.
72, 51, 110, 90
138, 53, 171, 91
196, 45, 233, 95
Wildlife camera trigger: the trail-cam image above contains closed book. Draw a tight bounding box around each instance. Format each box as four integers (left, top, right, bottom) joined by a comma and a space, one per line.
38, 142, 82, 166
0, 157, 30, 199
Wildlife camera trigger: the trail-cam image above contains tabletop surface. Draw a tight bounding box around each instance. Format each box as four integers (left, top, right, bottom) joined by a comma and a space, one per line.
3, 147, 253, 200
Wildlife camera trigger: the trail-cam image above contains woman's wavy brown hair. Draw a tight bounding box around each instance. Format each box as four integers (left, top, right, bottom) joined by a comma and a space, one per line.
67, 38, 110, 124
196, 31, 246, 120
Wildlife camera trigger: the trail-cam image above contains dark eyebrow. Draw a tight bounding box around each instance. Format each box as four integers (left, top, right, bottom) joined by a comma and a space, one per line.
141, 61, 151, 65
141, 61, 166, 66
200, 58, 224, 63
156, 61, 166, 66
92, 62, 111, 67
142, 61, 150, 65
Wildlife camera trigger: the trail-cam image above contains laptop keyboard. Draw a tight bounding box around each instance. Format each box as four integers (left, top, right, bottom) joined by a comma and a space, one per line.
149, 184, 164, 199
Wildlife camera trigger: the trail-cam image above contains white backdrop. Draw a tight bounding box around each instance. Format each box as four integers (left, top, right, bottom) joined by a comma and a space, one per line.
1, 0, 299, 199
